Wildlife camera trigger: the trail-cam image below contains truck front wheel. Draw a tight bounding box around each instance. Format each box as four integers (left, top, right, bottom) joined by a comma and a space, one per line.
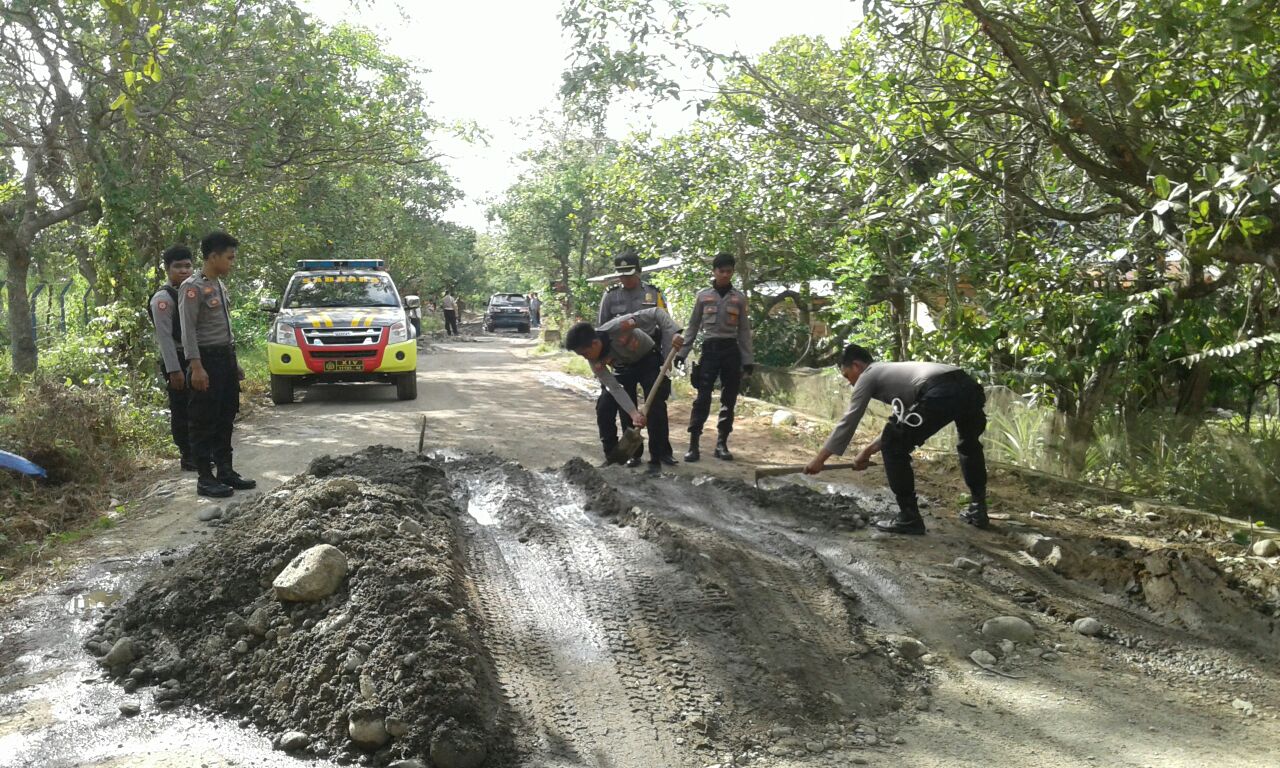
270, 374, 294, 405
396, 372, 418, 401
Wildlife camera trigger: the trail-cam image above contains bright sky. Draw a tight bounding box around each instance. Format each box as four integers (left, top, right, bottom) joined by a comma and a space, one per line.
301, 1, 860, 231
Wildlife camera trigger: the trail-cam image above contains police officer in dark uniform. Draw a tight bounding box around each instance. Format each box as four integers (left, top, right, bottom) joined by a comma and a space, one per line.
596, 248, 671, 466
564, 308, 684, 475
179, 231, 255, 498
677, 253, 754, 461
148, 245, 195, 470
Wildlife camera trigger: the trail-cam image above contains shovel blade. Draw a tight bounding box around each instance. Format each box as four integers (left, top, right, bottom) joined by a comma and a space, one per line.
608, 428, 644, 465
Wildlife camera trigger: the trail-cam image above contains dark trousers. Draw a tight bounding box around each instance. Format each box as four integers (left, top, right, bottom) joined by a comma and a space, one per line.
443, 309, 458, 335
160, 354, 190, 458
596, 354, 671, 463
879, 371, 987, 515
188, 348, 240, 469
688, 339, 742, 437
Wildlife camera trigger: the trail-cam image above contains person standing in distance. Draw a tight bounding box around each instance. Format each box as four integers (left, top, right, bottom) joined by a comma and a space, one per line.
442, 289, 459, 336
596, 248, 670, 466
804, 344, 989, 534
677, 253, 754, 462
179, 231, 255, 498
529, 292, 542, 327
148, 245, 195, 471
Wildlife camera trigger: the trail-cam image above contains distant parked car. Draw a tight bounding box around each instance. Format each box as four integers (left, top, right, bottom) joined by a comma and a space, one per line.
484, 293, 531, 334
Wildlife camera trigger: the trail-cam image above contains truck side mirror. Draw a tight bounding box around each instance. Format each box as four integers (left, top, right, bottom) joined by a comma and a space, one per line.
404, 295, 421, 309
258, 297, 279, 313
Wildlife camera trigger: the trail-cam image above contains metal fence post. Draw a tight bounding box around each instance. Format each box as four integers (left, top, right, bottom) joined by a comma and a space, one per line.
59, 281, 74, 333
29, 283, 46, 349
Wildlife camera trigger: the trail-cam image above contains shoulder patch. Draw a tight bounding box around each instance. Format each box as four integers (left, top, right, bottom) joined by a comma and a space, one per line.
185, 288, 198, 299
156, 300, 169, 312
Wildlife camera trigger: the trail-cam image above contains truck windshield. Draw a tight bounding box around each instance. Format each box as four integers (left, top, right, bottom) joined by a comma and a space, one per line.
285, 275, 400, 308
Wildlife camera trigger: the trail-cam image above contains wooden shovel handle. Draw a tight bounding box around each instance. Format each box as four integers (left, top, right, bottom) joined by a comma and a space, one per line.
638, 345, 680, 418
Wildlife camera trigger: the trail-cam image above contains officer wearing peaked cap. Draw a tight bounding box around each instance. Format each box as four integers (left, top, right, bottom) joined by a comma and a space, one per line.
595, 248, 672, 466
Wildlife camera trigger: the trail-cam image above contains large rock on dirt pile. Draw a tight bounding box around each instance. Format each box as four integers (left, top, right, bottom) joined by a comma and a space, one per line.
1252, 539, 1279, 558
272, 544, 349, 601
90, 446, 510, 765
981, 616, 1036, 644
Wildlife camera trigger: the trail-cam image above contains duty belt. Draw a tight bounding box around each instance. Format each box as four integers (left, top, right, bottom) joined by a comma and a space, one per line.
198, 345, 235, 357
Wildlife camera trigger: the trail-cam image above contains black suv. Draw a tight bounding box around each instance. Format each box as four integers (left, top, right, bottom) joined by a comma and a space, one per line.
484, 293, 531, 334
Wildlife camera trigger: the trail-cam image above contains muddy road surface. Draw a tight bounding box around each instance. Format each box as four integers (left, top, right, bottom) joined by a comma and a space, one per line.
2, 334, 1279, 767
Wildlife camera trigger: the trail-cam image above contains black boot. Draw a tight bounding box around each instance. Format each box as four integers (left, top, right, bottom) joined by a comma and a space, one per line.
873, 497, 926, 535
713, 434, 733, 461
960, 498, 990, 529
626, 444, 644, 467
216, 464, 257, 490
197, 465, 234, 498
658, 453, 678, 466
683, 433, 701, 463
180, 454, 198, 472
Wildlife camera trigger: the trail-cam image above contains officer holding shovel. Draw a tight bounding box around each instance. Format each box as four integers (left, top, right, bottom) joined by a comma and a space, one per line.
565, 308, 683, 475
804, 344, 989, 535
596, 248, 669, 465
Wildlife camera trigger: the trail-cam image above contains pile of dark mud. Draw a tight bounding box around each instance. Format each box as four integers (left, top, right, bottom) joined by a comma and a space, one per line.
87, 446, 505, 767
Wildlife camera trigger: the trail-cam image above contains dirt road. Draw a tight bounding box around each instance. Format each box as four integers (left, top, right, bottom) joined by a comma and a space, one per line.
1, 334, 1278, 767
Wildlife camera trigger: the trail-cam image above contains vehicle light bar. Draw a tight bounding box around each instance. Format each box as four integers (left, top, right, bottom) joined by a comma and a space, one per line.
297, 259, 385, 270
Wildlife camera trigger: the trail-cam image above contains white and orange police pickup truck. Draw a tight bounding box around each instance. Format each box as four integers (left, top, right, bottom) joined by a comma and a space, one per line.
260, 259, 419, 404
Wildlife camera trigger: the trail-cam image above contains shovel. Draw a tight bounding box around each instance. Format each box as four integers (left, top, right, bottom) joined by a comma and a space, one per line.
752, 461, 874, 487
608, 346, 680, 465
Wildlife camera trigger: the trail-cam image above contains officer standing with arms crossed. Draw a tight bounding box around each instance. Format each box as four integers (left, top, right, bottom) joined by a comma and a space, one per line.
677, 253, 754, 462
179, 231, 256, 498
564, 308, 684, 475
148, 245, 195, 471
596, 248, 671, 466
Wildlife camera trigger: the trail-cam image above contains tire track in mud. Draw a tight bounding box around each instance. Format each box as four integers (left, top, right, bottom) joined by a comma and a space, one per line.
450, 461, 697, 767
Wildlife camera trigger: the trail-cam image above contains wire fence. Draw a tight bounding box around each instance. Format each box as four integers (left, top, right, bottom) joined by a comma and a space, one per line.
0, 279, 98, 357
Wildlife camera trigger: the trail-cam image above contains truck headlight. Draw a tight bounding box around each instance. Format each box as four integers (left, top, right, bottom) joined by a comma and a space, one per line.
388, 321, 409, 344
274, 323, 298, 346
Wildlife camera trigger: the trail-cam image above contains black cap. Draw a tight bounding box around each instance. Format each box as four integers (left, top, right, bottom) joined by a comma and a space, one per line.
613, 248, 640, 276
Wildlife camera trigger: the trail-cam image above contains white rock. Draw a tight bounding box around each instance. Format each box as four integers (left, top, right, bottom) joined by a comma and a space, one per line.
771, 410, 797, 427
119, 701, 141, 717
981, 616, 1036, 644
398, 519, 425, 536
279, 731, 311, 751
953, 557, 984, 573
273, 544, 349, 602
970, 649, 998, 667
1073, 617, 1103, 636
997, 639, 1016, 657
196, 506, 222, 522
103, 637, 138, 667
886, 634, 928, 660
1251, 539, 1278, 558
348, 712, 389, 748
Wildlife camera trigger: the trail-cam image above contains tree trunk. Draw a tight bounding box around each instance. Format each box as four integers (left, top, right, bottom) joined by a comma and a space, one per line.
1058, 362, 1117, 477
2, 231, 38, 373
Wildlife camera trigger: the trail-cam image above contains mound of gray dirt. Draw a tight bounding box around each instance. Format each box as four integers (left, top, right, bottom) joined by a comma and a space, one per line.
88, 446, 506, 767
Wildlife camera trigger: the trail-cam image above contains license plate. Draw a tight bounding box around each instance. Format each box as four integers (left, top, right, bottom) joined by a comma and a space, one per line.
323, 360, 364, 372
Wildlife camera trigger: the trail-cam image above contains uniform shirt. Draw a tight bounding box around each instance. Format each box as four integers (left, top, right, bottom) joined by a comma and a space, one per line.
149, 284, 184, 374
442, 295, 457, 311
823, 361, 962, 455
591, 308, 681, 418
597, 281, 666, 325
683, 284, 753, 365
178, 269, 234, 359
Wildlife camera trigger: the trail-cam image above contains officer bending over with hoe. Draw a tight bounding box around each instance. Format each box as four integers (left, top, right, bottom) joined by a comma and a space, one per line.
805, 344, 989, 535
565, 308, 684, 475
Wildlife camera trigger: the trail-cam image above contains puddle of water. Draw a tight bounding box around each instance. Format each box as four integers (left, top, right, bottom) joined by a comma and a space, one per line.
64, 591, 120, 615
